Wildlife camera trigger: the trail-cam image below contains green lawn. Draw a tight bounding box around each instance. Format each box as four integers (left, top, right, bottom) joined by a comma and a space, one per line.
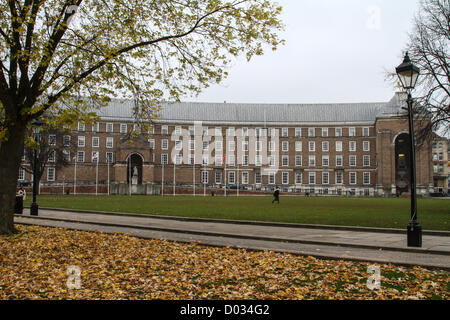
24, 195, 450, 231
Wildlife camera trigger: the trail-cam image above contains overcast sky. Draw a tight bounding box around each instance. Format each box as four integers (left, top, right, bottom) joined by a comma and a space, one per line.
190, 0, 420, 104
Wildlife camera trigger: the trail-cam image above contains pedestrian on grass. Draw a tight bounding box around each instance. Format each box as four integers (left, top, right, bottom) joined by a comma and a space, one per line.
272, 188, 280, 204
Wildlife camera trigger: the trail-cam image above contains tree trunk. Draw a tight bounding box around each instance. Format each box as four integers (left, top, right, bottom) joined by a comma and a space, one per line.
0, 123, 26, 235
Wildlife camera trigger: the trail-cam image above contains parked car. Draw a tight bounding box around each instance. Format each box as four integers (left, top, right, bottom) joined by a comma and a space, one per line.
18, 180, 31, 187
227, 184, 247, 190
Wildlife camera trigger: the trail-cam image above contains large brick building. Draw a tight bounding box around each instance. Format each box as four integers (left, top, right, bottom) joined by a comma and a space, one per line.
19, 91, 434, 196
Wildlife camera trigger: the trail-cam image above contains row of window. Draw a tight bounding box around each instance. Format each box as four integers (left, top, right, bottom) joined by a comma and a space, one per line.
76, 122, 372, 138
154, 139, 372, 152
162, 153, 371, 167
432, 153, 446, 161
200, 170, 372, 185
77, 136, 114, 148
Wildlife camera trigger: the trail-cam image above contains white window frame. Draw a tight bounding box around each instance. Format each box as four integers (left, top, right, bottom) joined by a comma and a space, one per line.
120, 123, 127, 133
282, 172, 289, 185
78, 136, 85, 147
92, 136, 99, 148
47, 167, 55, 181
106, 137, 114, 149
106, 123, 113, 133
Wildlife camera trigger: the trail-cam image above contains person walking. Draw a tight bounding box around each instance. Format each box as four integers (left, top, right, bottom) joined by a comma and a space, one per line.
272, 187, 280, 204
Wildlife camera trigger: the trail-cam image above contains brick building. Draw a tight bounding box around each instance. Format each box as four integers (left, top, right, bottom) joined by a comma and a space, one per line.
19, 91, 434, 196
432, 134, 449, 194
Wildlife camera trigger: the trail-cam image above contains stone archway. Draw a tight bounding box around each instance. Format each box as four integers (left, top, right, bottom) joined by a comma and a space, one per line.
126, 153, 143, 185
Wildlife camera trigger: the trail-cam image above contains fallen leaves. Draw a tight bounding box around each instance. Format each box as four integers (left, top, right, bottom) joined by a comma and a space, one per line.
0, 225, 448, 300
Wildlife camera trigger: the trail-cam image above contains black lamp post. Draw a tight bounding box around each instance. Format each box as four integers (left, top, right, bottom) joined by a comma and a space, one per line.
30, 118, 44, 216
395, 52, 422, 247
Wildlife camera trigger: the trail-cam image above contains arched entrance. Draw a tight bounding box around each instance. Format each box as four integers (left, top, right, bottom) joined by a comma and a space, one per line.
395, 133, 411, 195
127, 153, 143, 185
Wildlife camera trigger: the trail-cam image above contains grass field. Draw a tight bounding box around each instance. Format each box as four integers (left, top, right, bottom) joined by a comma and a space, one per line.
24, 195, 450, 231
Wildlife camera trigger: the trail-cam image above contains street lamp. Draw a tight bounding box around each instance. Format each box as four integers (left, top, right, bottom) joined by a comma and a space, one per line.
30, 118, 44, 216
395, 52, 421, 247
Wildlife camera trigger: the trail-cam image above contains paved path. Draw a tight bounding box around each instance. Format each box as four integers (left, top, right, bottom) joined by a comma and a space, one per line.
14, 208, 450, 270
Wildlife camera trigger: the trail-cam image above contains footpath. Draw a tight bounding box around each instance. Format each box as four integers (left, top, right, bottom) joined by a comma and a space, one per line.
15, 208, 450, 270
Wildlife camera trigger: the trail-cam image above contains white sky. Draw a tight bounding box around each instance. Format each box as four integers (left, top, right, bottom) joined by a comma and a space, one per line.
190, 0, 420, 104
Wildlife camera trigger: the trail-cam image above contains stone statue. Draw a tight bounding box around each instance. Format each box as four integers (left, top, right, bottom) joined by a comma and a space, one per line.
131, 166, 138, 185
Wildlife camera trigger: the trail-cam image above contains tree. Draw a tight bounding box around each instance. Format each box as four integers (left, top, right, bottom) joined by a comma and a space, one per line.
21, 126, 78, 189
0, 0, 284, 235
405, 0, 449, 141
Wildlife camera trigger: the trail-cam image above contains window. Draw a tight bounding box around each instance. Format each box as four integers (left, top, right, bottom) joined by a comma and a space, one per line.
120, 124, 127, 133
363, 127, 370, 137
322, 172, 329, 185
268, 141, 276, 152
242, 141, 249, 151
295, 141, 302, 152
255, 128, 262, 138
49, 135, 56, 146
175, 140, 182, 151
242, 155, 249, 166
309, 155, 316, 167
268, 172, 275, 184
188, 154, 195, 165
77, 151, 85, 162
92, 151, 99, 163
295, 128, 302, 137
242, 172, 249, 184
202, 155, 209, 165
282, 128, 288, 137
336, 141, 342, 152
349, 155, 356, 166
322, 155, 329, 166
308, 128, 315, 137
349, 172, 357, 185
189, 140, 195, 151
63, 150, 70, 162
282, 155, 289, 166
336, 171, 343, 184
282, 172, 289, 185
189, 126, 195, 136
215, 141, 223, 152
322, 141, 329, 152
228, 141, 235, 152
106, 137, 114, 148
149, 139, 155, 149
47, 167, 55, 181
363, 141, 370, 152
228, 127, 235, 137
106, 152, 114, 163
161, 153, 168, 164
215, 171, 222, 184
349, 127, 356, 137
295, 172, 302, 184
162, 139, 168, 150
269, 155, 276, 166
228, 171, 236, 184
255, 141, 262, 152
215, 155, 223, 166
92, 137, 99, 148
202, 126, 209, 136
175, 154, 183, 165
161, 125, 169, 135
336, 155, 343, 166
106, 123, 113, 133
215, 127, 222, 136
175, 126, 182, 135
92, 122, 99, 132
295, 155, 302, 166
201, 171, 208, 184
63, 135, 71, 146
255, 171, 262, 184
48, 150, 56, 162
322, 128, 328, 137
282, 141, 289, 152
255, 155, 262, 166
349, 141, 356, 152
363, 172, 370, 185
19, 167, 25, 180
309, 172, 316, 185
335, 128, 342, 137
242, 127, 248, 137
309, 141, 315, 152
77, 122, 85, 131
363, 155, 370, 167
202, 141, 209, 151
228, 155, 235, 166
269, 128, 276, 137
78, 136, 85, 147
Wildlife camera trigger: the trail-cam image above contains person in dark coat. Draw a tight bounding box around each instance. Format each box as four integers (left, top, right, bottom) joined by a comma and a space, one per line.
272, 188, 280, 204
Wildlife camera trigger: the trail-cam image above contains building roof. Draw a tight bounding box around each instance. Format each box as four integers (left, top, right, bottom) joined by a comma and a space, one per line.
95, 94, 405, 125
